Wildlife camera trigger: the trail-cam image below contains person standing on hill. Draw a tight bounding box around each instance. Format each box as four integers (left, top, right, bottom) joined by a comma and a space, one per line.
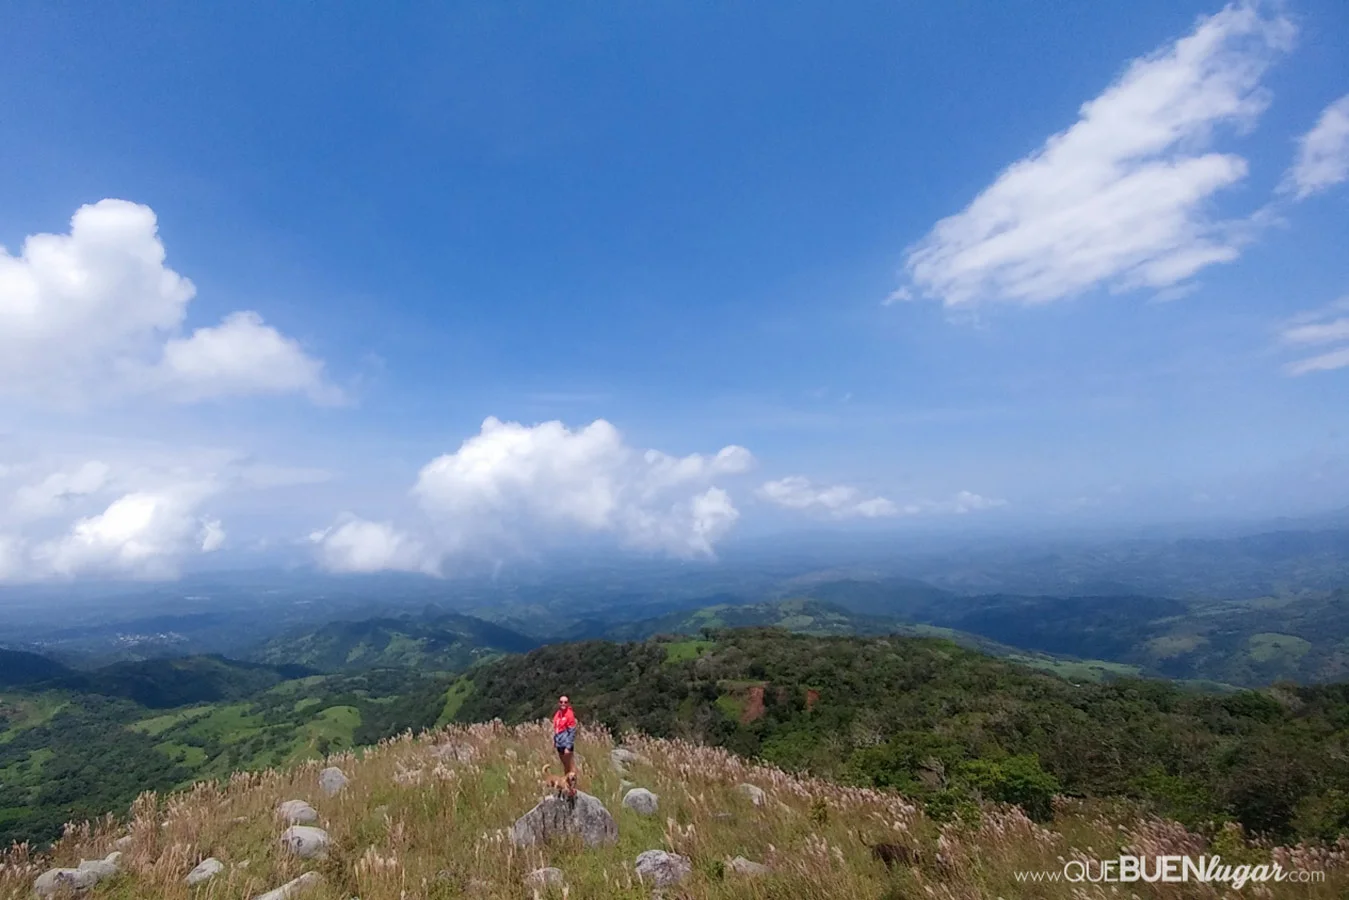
553, 695, 578, 796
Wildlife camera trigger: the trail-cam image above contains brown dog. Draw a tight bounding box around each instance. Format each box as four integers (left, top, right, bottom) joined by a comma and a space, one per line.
541, 765, 571, 799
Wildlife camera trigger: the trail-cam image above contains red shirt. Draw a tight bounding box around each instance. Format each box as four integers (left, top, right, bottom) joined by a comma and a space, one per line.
553, 707, 576, 733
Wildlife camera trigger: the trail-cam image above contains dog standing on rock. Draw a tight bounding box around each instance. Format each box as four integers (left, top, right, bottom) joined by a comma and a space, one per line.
540, 765, 572, 800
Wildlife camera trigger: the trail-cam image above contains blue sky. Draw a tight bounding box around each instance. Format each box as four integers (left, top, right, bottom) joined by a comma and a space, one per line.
1, 1, 1348, 580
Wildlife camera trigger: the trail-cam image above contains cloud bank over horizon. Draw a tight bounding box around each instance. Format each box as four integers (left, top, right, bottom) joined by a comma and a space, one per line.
302, 417, 1007, 577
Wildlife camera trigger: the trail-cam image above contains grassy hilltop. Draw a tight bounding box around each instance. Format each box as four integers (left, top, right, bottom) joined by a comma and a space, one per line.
1, 722, 1344, 899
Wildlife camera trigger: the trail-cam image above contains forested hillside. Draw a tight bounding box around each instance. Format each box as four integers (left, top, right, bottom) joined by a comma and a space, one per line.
0, 649, 74, 688
0, 660, 450, 846
449, 630, 1349, 841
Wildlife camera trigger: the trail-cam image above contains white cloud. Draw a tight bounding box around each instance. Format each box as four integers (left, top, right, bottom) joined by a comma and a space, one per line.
639, 445, 755, 498
1284, 94, 1349, 199
11, 460, 111, 519
411, 417, 753, 559
1283, 318, 1349, 346
1281, 297, 1349, 375
308, 417, 754, 572
927, 490, 1008, 515
625, 487, 741, 558
1286, 346, 1349, 375
199, 519, 226, 553
0, 451, 235, 582
902, 3, 1293, 307
0, 200, 336, 403
756, 476, 899, 519
0, 200, 193, 391
152, 311, 341, 403
758, 478, 1006, 519
28, 483, 221, 580
309, 517, 439, 575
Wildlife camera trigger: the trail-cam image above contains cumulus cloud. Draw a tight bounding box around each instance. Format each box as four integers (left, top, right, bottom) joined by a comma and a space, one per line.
153, 311, 343, 403
309, 517, 438, 575
901, 3, 1293, 307
1284, 94, 1349, 199
756, 476, 899, 519
309, 417, 755, 572
0, 199, 336, 402
0, 200, 193, 389
1281, 297, 1349, 375
624, 487, 741, 558
27, 483, 222, 580
0, 453, 235, 582
412, 417, 754, 558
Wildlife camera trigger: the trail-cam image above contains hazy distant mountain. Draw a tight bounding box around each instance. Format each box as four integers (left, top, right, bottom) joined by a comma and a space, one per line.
899, 527, 1349, 598
603, 597, 902, 641
797, 579, 1349, 686
249, 612, 539, 673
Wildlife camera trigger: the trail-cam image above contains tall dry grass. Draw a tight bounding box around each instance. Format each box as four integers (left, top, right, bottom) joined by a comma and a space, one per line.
2, 721, 1344, 898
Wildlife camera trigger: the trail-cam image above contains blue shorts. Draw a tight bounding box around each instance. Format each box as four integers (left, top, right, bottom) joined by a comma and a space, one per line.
553, 727, 576, 751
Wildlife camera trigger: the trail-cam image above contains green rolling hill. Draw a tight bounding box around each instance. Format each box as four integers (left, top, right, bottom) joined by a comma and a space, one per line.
248, 612, 539, 673
0, 648, 76, 689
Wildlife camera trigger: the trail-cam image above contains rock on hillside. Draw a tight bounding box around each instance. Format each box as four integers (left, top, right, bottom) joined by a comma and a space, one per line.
32, 853, 120, 897
621, 787, 659, 815
279, 825, 330, 859
318, 766, 349, 796
511, 792, 618, 848
635, 849, 692, 888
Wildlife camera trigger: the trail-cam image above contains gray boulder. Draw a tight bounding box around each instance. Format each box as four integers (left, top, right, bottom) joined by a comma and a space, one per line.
634, 850, 692, 888
611, 747, 647, 767
276, 799, 319, 824
33, 852, 121, 897
318, 766, 349, 797
736, 783, 766, 806
185, 857, 225, 885
727, 856, 771, 877
251, 871, 321, 900
621, 787, 659, 816
511, 791, 618, 848
523, 867, 566, 889
76, 852, 120, 881
33, 867, 100, 896
279, 825, 330, 859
